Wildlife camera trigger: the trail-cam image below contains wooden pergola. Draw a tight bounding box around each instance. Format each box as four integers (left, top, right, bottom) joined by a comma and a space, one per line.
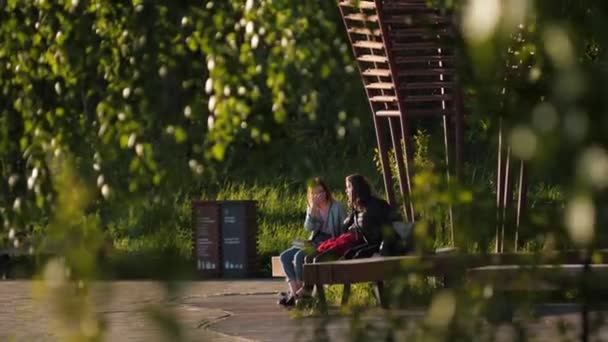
337, 0, 528, 251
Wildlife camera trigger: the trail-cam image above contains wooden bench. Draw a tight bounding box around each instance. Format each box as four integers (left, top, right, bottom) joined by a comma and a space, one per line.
466, 262, 608, 324
0, 246, 34, 279
302, 252, 483, 312
302, 250, 608, 313
271, 256, 286, 277
467, 263, 608, 291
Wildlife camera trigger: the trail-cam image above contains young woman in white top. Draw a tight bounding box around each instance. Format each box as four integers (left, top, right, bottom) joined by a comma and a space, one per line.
278, 177, 347, 306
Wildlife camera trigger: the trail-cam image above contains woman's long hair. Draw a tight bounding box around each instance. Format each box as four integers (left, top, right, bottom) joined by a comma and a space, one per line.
307, 177, 334, 206
345, 174, 373, 210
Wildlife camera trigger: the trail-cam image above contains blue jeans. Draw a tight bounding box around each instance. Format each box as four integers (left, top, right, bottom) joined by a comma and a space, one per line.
279, 246, 307, 281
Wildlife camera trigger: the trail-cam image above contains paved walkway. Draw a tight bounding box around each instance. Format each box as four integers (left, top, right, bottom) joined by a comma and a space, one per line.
0, 280, 289, 341
1, 280, 608, 341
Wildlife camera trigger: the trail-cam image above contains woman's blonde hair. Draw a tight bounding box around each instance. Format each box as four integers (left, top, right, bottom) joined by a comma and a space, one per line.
306, 177, 334, 205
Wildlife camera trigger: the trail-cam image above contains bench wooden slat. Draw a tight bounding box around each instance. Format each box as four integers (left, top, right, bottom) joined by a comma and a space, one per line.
0, 247, 33, 257
271, 256, 285, 277
303, 254, 477, 284
467, 264, 608, 291
303, 250, 608, 285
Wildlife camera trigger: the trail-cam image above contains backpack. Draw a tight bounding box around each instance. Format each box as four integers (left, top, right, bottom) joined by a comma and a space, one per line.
379, 221, 415, 256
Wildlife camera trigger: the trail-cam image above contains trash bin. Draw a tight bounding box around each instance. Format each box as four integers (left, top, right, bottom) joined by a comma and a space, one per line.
192, 201, 222, 278
192, 200, 257, 278
220, 201, 257, 278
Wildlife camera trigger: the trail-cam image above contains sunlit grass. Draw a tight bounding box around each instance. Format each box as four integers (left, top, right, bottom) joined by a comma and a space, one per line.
105, 179, 351, 276
209, 182, 310, 255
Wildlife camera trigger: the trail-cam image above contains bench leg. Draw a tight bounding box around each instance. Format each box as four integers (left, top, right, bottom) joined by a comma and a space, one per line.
0, 254, 9, 280
444, 274, 453, 288
315, 283, 328, 314
341, 283, 351, 306
443, 272, 462, 288
374, 281, 388, 309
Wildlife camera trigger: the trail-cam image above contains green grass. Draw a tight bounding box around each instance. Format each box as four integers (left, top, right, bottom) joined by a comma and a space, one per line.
207, 181, 311, 256
104, 178, 353, 277
102, 174, 568, 279
100, 131, 569, 280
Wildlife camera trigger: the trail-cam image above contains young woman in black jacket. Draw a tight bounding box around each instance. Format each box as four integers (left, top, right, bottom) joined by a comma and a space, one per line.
315, 174, 398, 257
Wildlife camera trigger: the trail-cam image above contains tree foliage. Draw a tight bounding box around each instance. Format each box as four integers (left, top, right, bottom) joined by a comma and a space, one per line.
0, 0, 363, 235
428, 0, 608, 248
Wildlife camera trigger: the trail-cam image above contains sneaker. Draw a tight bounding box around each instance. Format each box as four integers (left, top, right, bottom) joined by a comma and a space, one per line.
278, 295, 296, 307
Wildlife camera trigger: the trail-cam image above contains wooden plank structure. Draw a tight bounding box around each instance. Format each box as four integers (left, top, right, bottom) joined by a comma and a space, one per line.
338, 0, 531, 249
304, 0, 476, 307
301, 1, 478, 312
337, 0, 465, 231
299, 0, 585, 314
